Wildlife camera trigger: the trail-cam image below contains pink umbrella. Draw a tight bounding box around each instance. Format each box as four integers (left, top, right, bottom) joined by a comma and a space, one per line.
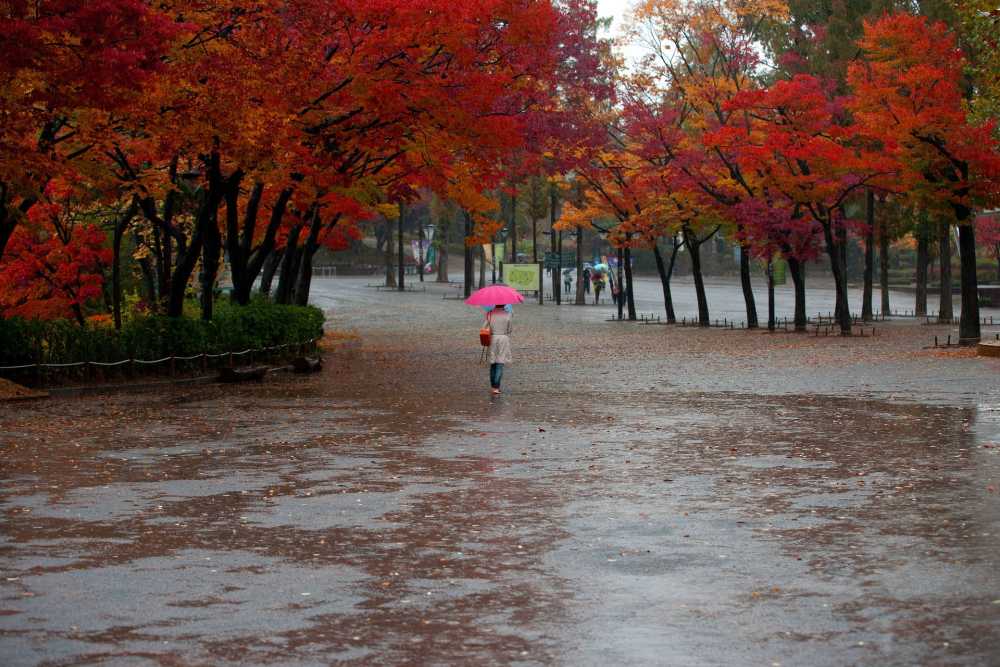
464, 284, 524, 306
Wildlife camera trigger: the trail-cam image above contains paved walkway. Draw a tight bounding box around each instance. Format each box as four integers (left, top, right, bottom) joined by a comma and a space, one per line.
1, 277, 999, 665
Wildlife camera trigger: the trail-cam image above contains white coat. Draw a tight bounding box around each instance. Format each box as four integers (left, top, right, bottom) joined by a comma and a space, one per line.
485, 309, 513, 364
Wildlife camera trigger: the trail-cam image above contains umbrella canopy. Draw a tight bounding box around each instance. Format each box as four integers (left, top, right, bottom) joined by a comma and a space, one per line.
464, 284, 525, 306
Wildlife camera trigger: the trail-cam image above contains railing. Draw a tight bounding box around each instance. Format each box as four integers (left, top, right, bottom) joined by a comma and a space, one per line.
0, 338, 319, 388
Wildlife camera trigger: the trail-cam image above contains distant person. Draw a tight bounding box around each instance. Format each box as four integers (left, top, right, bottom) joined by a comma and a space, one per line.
563, 269, 573, 295
484, 305, 513, 395
582, 267, 591, 294
593, 274, 605, 304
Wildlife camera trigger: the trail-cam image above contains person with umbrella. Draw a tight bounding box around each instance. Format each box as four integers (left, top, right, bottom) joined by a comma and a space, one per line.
464, 284, 523, 394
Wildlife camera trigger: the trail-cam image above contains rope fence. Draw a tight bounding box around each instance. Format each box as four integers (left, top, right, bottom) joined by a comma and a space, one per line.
0, 338, 319, 388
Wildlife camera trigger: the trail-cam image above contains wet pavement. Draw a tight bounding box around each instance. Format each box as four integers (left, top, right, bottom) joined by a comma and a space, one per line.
2, 276, 1000, 666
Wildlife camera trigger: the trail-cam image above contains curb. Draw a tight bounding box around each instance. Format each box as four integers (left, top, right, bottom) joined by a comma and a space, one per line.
24, 364, 301, 399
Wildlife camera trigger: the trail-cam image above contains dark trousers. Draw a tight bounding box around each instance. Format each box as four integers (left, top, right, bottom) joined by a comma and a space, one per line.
490, 363, 504, 389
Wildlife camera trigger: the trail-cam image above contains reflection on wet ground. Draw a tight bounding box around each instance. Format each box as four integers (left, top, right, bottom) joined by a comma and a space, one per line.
2, 278, 1000, 665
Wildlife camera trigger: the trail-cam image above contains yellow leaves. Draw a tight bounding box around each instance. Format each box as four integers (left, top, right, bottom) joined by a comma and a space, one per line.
375, 203, 400, 221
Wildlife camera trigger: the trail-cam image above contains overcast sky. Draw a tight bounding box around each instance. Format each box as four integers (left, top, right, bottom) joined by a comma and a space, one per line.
596, 0, 645, 66
596, 0, 631, 35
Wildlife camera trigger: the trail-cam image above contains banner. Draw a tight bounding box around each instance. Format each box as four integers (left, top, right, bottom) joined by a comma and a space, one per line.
505, 263, 541, 293
410, 240, 435, 269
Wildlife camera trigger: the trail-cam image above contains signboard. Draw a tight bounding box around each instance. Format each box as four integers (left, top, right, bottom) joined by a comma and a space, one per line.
505, 263, 541, 293
543, 252, 562, 269
410, 240, 435, 270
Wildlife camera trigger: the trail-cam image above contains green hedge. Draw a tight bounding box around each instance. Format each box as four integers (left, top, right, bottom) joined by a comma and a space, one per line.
0, 300, 325, 366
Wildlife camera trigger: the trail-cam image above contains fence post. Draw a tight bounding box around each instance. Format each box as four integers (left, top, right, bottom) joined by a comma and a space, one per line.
35, 363, 42, 388
169, 356, 176, 377
201, 353, 207, 373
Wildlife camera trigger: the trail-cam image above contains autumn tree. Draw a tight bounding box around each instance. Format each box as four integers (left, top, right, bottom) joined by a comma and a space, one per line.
849, 13, 1000, 341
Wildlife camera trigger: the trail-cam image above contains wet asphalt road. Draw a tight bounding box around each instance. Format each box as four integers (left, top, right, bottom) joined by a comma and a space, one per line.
2, 276, 1000, 666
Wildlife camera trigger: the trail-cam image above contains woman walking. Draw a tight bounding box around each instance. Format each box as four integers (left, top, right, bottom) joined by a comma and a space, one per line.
485, 305, 513, 394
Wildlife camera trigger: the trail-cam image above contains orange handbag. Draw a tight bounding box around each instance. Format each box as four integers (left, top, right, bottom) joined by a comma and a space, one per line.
479, 314, 492, 346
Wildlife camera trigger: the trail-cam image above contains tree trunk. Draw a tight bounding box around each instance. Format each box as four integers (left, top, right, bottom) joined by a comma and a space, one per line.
739, 244, 758, 328
275, 225, 303, 304
294, 210, 326, 306
418, 214, 425, 283
939, 220, 953, 321
834, 223, 849, 325
510, 191, 517, 265
241, 188, 291, 305
478, 245, 486, 288
862, 188, 874, 321
879, 219, 890, 315
532, 216, 538, 264
166, 210, 204, 318
823, 221, 852, 335
767, 259, 775, 331
463, 211, 473, 298
384, 217, 396, 288
915, 226, 928, 317
550, 215, 559, 304
228, 182, 261, 306
397, 203, 405, 291
685, 227, 710, 325
575, 227, 585, 305
957, 218, 980, 342
111, 204, 137, 330
624, 245, 636, 320
436, 214, 449, 282
259, 249, 282, 298
788, 257, 807, 332
199, 164, 240, 321
615, 246, 625, 320
200, 205, 222, 321
652, 241, 677, 323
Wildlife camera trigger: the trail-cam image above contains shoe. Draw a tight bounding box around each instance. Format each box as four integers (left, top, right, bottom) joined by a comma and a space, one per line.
491, 388, 500, 395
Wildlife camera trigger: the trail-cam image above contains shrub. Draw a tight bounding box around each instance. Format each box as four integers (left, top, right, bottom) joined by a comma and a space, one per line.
0, 301, 324, 366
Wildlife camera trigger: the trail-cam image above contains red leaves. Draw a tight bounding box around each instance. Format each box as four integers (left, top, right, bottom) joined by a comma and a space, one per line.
0, 225, 110, 323
847, 14, 1000, 215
